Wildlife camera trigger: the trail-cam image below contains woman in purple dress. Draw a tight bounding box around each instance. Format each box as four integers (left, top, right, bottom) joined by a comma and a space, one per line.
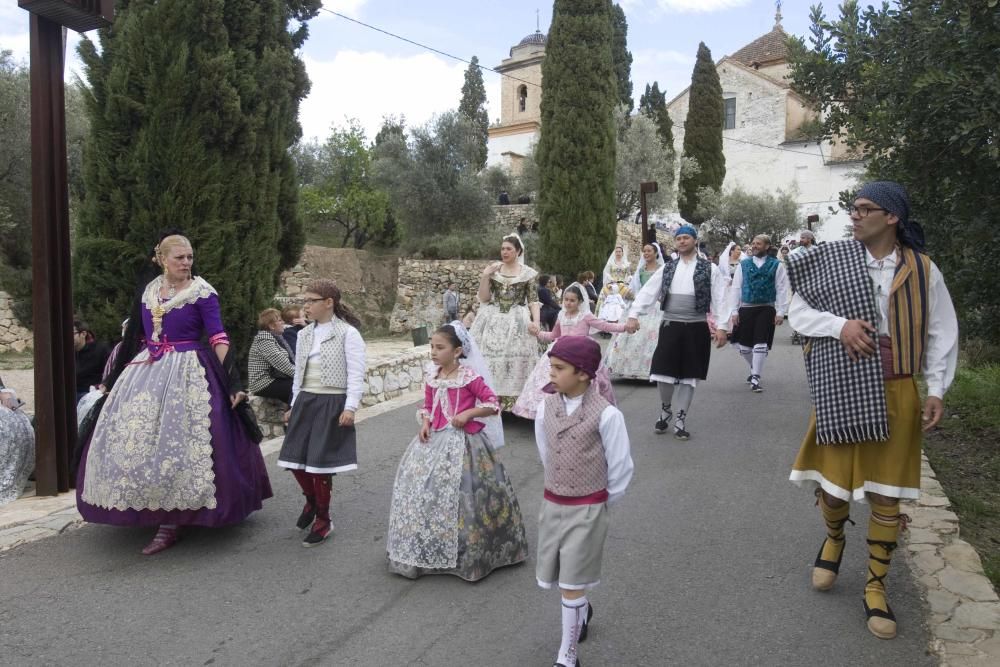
76, 235, 272, 555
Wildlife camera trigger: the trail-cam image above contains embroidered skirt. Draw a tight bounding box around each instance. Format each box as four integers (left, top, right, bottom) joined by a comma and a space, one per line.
279, 392, 358, 474
649, 320, 711, 381
77, 348, 272, 527
387, 427, 528, 581
605, 308, 661, 380
789, 377, 922, 502
733, 305, 777, 349
470, 303, 539, 409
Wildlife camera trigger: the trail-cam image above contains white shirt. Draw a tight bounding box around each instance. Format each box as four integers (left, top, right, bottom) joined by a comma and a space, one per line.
534, 395, 634, 505
291, 321, 366, 411
627, 256, 731, 331
727, 256, 791, 318
787, 248, 959, 399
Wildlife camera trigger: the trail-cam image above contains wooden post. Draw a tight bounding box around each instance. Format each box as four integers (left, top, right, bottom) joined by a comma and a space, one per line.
29, 13, 76, 495
639, 181, 658, 246
21, 0, 114, 495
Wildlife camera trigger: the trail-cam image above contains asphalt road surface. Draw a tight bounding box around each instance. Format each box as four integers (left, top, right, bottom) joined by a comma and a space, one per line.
0, 333, 935, 666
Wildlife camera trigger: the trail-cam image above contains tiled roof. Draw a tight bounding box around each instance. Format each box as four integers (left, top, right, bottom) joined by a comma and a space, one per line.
729, 25, 789, 67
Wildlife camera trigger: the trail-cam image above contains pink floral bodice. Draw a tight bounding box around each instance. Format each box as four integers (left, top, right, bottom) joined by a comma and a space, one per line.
538, 312, 626, 342
419, 365, 500, 434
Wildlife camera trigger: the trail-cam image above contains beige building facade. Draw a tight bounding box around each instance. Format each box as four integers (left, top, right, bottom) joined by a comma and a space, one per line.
487, 30, 546, 171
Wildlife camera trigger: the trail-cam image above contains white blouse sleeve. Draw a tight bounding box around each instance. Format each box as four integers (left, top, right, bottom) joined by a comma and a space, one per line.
628, 266, 664, 318
601, 406, 633, 505
344, 327, 366, 412
788, 293, 848, 340
711, 263, 730, 331
923, 263, 959, 399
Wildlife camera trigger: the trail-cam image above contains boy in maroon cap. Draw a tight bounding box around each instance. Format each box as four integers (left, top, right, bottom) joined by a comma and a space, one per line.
534, 336, 634, 667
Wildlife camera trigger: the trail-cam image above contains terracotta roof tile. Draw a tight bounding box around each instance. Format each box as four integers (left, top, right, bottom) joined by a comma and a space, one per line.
730, 26, 789, 67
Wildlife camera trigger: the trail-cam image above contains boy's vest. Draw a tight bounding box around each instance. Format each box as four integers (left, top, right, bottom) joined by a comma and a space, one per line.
542, 386, 610, 498
294, 319, 351, 389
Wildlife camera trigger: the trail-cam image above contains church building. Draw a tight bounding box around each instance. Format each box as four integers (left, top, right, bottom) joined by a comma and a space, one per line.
666, 8, 863, 240
486, 29, 546, 172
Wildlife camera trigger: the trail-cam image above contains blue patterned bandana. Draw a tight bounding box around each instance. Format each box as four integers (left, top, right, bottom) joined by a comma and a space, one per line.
856, 181, 924, 251
675, 224, 697, 239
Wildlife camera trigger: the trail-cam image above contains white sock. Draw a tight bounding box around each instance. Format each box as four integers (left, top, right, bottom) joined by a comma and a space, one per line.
657, 382, 675, 418
738, 344, 753, 370
557, 596, 587, 666
751, 343, 768, 378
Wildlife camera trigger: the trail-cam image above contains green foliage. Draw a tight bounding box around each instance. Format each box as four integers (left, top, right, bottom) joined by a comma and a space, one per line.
0, 49, 89, 326
787, 0, 1000, 342
615, 107, 676, 221
480, 146, 540, 205
537, 0, 618, 279
610, 3, 633, 116
678, 42, 725, 223
458, 56, 489, 172
400, 227, 500, 260
74, 0, 319, 348
638, 81, 674, 152
373, 111, 492, 242
695, 185, 799, 252
297, 122, 396, 249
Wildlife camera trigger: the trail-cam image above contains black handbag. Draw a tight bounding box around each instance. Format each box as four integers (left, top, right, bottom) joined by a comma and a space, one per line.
222, 347, 265, 444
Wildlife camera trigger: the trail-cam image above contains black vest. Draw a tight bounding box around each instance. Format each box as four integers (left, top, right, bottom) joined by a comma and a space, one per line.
658, 256, 713, 313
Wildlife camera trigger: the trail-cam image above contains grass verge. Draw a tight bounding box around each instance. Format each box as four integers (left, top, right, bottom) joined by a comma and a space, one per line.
0, 350, 33, 370
923, 363, 1000, 588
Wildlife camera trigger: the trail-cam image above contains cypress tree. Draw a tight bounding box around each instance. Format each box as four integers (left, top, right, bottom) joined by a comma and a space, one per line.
458, 56, 489, 172
638, 81, 674, 152
74, 0, 319, 351
610, 2, 633, 115
678, 42, 725, 223
537, 0, 617, 279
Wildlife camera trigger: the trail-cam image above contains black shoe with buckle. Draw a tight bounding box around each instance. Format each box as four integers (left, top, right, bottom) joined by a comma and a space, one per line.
578, 603, 594, 642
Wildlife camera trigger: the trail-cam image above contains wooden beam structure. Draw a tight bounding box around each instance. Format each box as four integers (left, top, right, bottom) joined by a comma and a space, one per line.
19, 0, 113, 495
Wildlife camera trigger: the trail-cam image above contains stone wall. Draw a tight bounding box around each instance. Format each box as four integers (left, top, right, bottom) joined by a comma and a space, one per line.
0, 291, 32, 354
492, 204, 537, 233
389, 259, 491, 333
280, 246, 399, 332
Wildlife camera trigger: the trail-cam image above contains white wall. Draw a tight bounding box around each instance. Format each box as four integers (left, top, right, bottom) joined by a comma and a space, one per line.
669, 63, 862, 242
486, 130, 538, 170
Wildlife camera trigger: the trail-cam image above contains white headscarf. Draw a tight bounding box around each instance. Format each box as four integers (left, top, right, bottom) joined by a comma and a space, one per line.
449, 320, 505, 448
559, 282, 591, 322
629, 243, 665, 295
718, 241, 745, 280
602, 245, 629, 283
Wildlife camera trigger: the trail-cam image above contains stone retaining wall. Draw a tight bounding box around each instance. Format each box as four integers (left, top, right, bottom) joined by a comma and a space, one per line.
493, 204, 537, 233
389, 259, 491, 333
0, 291, 32, 354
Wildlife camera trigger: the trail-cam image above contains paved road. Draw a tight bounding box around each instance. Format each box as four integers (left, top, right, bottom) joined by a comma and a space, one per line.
0, 334, 935, 666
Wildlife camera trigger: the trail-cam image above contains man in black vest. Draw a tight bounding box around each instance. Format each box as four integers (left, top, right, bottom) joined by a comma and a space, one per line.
626, 225, 729, 439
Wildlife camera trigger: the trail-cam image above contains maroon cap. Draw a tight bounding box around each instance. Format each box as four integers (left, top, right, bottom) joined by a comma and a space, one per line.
547, 336, 602, 379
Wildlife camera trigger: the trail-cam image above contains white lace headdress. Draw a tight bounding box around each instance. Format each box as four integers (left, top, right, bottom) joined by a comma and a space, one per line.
450, 320, 505, 448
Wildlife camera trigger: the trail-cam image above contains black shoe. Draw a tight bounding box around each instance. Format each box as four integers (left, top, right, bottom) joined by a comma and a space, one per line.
654, 405, 671, 434
295, 497, 316, 530
673, 411, 690, 440
578, 603, 594, 642
750, 375, 763, 393
745, 375, 752, 384
553, 660, 581, 667
302, 529, 330, 547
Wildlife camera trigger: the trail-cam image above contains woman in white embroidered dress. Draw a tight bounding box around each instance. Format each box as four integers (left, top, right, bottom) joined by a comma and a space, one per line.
0, 380, 34, 506
76, 235, 272, 555
470, 234, 541, 411
387, 322, 527, 581
606, 243, 666, 380
594, 245, 632, 318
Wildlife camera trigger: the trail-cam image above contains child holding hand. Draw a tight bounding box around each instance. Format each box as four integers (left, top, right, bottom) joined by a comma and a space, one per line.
387, 322, 528, 581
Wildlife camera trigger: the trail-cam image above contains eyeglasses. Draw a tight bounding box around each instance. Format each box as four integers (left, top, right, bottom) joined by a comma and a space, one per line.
301, 297, 328, 304
849, 205, 887, 218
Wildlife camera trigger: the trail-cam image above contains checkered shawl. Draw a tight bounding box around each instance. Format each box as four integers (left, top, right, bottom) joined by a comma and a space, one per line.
786, 240, 888, 445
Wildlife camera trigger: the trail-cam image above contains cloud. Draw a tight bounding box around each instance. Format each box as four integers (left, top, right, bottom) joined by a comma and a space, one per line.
301, 50, 495, 143
315, 0, 369, 20
633, 48, 695, 68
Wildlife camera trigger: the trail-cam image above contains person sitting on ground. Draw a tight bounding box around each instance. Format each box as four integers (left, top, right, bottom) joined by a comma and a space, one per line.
74, 320, 111, 402
281, 304, 307, 354
0, 378, 35, 506
248, 308, 296, 405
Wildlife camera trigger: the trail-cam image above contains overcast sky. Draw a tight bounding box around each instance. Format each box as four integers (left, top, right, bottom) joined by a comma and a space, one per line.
2, 0, 817, 143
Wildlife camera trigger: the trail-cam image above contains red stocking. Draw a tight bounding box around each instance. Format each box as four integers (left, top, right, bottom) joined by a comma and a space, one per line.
312, 474, 332, 532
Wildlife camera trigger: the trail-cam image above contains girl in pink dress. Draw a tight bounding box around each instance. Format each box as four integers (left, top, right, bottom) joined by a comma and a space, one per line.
387, 322, 528, 581
513, 284, 626, 419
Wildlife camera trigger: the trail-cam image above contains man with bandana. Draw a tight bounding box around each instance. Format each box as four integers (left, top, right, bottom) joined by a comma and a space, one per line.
726, 234, 790, 393
786, 181, 958, 640
625, 225, 729, 439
